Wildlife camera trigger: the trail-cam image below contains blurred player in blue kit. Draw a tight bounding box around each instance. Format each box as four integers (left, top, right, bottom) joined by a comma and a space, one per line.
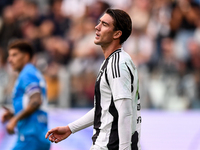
1, 40, 50, 150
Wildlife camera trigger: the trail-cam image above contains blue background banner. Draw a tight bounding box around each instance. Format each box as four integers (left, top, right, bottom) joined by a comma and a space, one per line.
0, 109, 200, 150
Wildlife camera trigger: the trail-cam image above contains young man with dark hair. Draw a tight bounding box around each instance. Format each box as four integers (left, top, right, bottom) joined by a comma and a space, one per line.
46, 8, 141, 150
1, 40, 50, 150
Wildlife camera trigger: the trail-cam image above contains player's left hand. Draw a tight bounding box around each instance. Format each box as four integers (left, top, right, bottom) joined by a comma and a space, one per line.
6, 117, 17, 134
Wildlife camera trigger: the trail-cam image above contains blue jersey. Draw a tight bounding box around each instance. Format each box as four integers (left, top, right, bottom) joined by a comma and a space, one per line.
12, 63, 49, 145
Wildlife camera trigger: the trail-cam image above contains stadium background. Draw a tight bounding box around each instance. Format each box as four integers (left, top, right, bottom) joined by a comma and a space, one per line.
0, 0, 200, 149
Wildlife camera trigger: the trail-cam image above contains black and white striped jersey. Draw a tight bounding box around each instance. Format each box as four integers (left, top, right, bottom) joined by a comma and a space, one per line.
92, 48, 141, 150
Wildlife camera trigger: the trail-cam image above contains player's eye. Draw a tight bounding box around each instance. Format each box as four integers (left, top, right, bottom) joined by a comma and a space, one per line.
96, 20, 101, 26
13, 53, 17, 57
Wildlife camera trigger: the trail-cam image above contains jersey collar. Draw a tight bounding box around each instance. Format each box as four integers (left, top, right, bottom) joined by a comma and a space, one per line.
107, 48, 122, 59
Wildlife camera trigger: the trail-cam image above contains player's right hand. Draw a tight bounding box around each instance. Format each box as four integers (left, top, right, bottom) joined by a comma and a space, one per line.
45, 125, 72, 143
1, 106, 14, 123
6, 116, 17, 134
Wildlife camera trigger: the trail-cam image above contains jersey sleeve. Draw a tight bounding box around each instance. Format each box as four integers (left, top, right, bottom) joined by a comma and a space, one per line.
21, 71, 41, 97
68, 108, 94, 133
107, 61, 133, 101
114, 98, 132, 149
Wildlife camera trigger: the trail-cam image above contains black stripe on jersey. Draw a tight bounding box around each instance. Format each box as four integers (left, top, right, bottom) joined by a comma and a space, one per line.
105, 68, 110, 86
114, 54, 117, 78
125, 62, 134, 92
92, 58, 109, 144
138, 92, 140, 100
107, 96, 119, 150
111, 55, 115, 78
131, 131, 139, 150
111, 52, 121, 78
117, 52, 120, 77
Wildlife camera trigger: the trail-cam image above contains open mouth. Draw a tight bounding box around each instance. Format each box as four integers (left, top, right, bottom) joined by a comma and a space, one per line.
95, 33, 100, 39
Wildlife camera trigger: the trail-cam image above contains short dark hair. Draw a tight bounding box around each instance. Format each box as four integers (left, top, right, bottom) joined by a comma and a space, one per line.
105, 9, 132, 44
8, 39, 34, 60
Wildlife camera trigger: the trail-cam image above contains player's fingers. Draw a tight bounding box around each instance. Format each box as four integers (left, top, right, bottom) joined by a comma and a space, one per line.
45, 128, 57, 138
49, 136, 54, 142
49, 133, 58, 142
9, 130, 15, 134
48, 133, 54, 141
50, 136, 58, 143
1, 114, 9, 123
55, 138, 61, 143
45, 131, 51, 139
7, 128, 15, 134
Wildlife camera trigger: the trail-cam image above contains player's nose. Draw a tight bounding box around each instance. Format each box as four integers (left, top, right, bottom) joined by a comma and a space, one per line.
7, 56, 12, 64
95, 23, 100, 31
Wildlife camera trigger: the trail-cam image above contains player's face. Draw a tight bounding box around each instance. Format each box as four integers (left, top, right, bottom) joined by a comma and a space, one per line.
94, 13, 116, 47
8, 48, 27, 72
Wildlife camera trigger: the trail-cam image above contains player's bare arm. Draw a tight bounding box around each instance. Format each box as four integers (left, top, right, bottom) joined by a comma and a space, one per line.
6, 92, 42, 134
45, 125, 72, 143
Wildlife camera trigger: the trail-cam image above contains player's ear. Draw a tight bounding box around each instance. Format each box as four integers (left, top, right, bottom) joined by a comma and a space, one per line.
24, 53, 31, 63
113, 30, 122, 40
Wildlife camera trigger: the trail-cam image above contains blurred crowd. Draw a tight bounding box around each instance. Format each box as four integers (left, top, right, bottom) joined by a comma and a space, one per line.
0, 0, 199, 110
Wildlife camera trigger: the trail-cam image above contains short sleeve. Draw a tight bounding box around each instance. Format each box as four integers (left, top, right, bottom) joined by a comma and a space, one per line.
107, 62, 132, 101
21, 71, 40, 97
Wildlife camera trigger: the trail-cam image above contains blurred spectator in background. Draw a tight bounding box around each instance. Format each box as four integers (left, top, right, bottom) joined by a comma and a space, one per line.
0, 0, 13, 15
85, 1, 110, 22
124, 0, 155, 67
148, 37, 191, 110
68, 1, 109, 107
194, 19, 200, 44
49, 0, 71, 37
147, 0, 172, 68
0, 49, 9, 104
186, 39, 200, 108
0, 5, 22, 50
170, 0, 200, 61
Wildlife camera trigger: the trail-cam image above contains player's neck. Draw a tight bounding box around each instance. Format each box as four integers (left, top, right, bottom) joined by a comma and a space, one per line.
18, 61, 31, 73
101, 42, 121, 59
